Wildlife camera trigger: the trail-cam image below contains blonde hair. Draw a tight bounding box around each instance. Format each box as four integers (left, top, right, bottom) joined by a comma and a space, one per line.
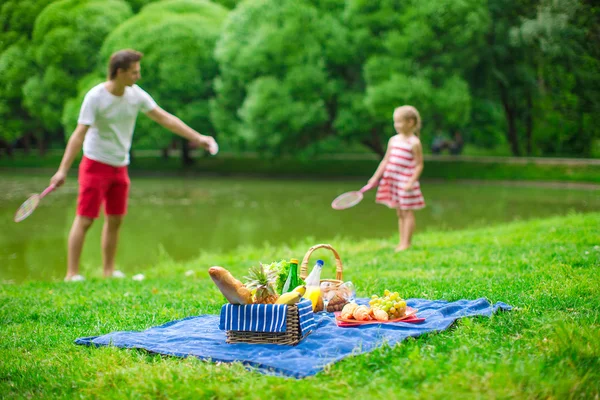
394, 105, 422, 136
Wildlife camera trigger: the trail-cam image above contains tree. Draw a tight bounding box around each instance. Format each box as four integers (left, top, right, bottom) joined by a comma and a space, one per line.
0, 0, 54, 155
211, 0, 353, 156
211, 0, 490, 157
63, 0, 229, 165
349, 0, 490, 155
510, 0, 600, 156
22, 0, 133, 152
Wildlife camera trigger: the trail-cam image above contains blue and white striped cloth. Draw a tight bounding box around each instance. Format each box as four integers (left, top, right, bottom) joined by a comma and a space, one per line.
219, 299, 315, 334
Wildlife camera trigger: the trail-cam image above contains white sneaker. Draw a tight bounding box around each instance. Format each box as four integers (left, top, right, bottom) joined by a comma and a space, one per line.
112, 270, 126, 278
65, 274, 85, 282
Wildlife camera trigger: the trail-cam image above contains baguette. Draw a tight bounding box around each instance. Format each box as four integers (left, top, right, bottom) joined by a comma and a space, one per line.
208, 266, 252, 305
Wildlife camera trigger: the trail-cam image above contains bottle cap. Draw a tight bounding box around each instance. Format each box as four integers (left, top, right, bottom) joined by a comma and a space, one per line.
316, 260, 324, 266
290, 258, 299, 264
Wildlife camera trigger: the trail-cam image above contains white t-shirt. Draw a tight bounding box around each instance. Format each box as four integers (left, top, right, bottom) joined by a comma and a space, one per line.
78, 83, 157, 166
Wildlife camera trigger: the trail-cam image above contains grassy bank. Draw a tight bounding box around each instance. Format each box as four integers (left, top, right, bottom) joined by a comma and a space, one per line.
1, 152, 599, 182
1, 213, 599, 398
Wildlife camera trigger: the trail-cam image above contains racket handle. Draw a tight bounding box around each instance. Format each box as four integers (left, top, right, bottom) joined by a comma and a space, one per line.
360, 182, 376, 193
40, 184, 56, 199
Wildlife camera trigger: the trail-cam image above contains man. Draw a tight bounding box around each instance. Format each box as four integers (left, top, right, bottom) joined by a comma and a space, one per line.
50, 49, 218, 281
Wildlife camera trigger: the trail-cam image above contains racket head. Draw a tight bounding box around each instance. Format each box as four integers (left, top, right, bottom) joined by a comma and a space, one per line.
331, 191, 364, 210
14, 194, 40, 222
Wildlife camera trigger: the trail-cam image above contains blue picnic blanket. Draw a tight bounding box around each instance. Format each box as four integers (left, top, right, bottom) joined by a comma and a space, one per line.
219, 299, 315, 334
75, 297, 511, 378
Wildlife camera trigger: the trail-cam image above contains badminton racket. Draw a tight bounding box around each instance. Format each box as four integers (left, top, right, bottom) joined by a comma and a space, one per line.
331, 182, 376, 210
14, 184, 56, 223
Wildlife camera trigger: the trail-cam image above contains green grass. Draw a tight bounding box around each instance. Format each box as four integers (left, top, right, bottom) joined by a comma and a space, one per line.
1, 213, 599, 399
1, 151, 599, 183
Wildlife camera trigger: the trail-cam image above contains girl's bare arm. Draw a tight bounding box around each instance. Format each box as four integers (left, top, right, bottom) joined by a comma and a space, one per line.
369, 136, 395, 185
404, 140, 423, 190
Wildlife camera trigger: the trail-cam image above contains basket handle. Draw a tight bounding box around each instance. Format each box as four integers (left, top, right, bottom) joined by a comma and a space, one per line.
299, 243, 343, 281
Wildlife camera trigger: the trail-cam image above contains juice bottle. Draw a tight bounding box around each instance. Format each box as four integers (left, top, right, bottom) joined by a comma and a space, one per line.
282, 258, 300, 294
304, 260, 324, 311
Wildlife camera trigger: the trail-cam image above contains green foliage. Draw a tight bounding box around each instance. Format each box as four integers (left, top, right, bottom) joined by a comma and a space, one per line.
23, 0, 133, 136
0, 43, 38, 143
211, 0, 352, 155
0, 0, 54, 52
354, 0, 489, 147
2, 0, 600, 158
0, 0, 55, 146
65, 0, 229, 149
508, 0, 600, 156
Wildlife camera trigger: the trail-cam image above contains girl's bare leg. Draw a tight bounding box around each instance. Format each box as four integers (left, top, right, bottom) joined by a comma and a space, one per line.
395, 208, 404, 251
397, 210, 415, 251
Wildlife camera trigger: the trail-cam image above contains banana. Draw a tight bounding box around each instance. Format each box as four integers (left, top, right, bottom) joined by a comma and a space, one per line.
292, 285, 306, 296
275, 291, 302, 305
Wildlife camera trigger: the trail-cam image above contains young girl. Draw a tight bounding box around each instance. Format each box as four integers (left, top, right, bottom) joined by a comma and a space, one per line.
368, 105, 425, 252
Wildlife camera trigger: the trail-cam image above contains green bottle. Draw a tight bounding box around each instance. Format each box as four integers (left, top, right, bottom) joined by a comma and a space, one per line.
282, 258, 300, 294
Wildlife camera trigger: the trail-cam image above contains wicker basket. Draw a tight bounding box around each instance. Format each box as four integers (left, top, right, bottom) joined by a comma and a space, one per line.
226, 304, 303, 345
299, 243, 348, 312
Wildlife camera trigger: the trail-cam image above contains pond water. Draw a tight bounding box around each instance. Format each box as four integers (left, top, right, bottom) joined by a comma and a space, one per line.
1, 174, 598, 282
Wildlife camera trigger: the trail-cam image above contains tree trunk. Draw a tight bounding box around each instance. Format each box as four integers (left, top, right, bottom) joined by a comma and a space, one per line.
525, 92, 533, 156
361, 128, 386, 158
38, 131, 49, 156
0, 139, 13, 158
181, 138, 193, 166
499, 86, 521, 156
22, 133, 32, 154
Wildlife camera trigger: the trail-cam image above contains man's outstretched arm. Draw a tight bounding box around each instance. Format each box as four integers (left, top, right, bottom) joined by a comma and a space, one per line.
50, 124, 90, 187
146, 107, 217, 153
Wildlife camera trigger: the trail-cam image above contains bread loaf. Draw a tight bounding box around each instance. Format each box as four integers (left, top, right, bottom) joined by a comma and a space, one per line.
208, 266, 252, 305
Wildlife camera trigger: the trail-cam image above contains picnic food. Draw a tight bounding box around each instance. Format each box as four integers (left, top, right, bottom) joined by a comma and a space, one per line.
321, 280, 355, 312
372, 308, 389, 321
208, 266, 252, 305
341, 302, 358, 319
292, 285, 306, 296
326, 294, 347, 312
369, 290, 407, 319
275, 291, 302, 305
304, 260, 324, 311
352, 305, 370, 321
245, 264, 280, 304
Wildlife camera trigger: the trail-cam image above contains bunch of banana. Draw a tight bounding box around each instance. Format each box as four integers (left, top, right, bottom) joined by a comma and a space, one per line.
275, 285, 306, 305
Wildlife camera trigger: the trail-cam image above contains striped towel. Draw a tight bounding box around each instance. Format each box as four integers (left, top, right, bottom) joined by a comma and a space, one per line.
219, 299, 315, 334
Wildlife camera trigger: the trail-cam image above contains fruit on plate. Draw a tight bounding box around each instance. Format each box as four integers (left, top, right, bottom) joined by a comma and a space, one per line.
275, 291, 302, 305
368, 290, 408, 319
245, 264, 279, 304
208, 266, 252, 305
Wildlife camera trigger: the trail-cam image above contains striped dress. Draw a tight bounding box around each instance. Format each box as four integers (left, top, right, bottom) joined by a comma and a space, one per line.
375, 136, 425, 210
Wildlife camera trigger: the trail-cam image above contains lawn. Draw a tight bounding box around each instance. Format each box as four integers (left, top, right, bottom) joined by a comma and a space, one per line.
1, 213, 599, 399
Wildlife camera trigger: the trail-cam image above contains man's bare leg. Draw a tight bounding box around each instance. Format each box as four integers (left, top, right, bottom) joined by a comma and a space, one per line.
66, 216, 94, 280
102, 215, 124, 277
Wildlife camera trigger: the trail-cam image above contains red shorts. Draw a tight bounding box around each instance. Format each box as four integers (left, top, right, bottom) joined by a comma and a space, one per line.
77, 156, 130, 219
